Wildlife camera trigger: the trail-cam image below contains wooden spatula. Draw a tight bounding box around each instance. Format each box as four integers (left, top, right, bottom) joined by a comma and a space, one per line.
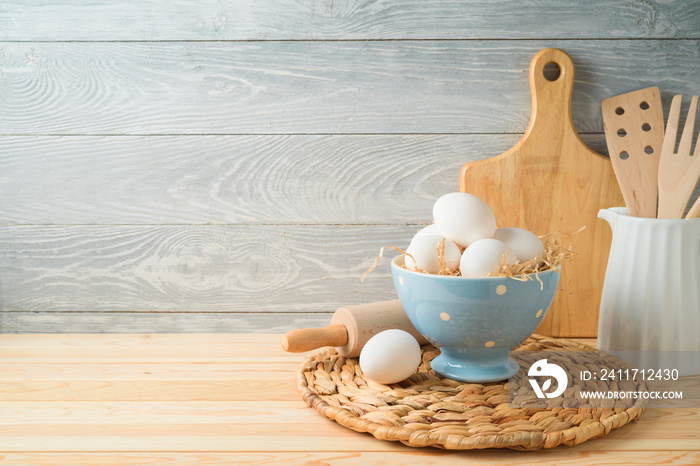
460, 48, 624, 337
601, 87, 664, 218
658, 95, 700, 219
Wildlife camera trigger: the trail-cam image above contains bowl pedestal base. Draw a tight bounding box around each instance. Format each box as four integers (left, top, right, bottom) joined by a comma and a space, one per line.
430, 348, 520, 383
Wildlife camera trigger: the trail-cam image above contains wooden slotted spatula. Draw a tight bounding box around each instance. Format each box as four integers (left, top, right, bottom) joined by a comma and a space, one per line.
601, 87, 664, 218
658, 95, 700, 219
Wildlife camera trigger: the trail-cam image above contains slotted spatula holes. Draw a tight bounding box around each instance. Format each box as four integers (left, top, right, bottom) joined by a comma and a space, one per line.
612, 100, 657, 158
601, 87, 664, 217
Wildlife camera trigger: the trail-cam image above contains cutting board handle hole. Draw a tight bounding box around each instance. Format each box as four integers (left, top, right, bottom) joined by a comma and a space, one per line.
642, 123, 652, 132
619, 151, 630, 160
640, 101, 650, 110
615, 107, 625, 116
617, 129, 627, 137
543, 62, 561, 81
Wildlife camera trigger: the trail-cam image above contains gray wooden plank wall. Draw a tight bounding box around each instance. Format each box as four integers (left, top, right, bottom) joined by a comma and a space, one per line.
1, 1, 699, 333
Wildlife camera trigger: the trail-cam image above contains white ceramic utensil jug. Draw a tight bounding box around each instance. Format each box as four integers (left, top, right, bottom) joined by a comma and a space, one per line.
597, 207, 700, 376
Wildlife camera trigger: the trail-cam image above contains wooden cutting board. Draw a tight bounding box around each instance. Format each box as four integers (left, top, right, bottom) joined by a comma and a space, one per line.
460, 48, 624, 338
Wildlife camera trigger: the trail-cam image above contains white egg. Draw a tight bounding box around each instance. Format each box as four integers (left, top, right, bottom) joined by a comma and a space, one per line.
459, 238, 518, 278
405, 234, 461, 274
433, 192, 497, 248
410, 223, 442, 243
359, 329, 422, 384
492, 227, 545, 263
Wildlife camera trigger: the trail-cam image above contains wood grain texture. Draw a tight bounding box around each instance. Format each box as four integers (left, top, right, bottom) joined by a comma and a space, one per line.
1, 0, 697, 41
0, 333, 697, 461
0, 134, 512, 225
2, 2, 700, 336
0, 311, 333, 334
0, 332, 303, 345
0, 382, 296, 401
0, 363, 296, 379
0, 224, 410, 315
1, 41, 699, 135
0, 133, 615, 226
1, 452, 700, 465
0, 133, 694, 335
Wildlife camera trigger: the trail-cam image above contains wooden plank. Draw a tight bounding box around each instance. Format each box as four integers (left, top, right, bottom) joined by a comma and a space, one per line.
0, 363, 297, 379
0, 335, 695, 456
0, 348, 298, 363
1, 451, 699, 465
0, 132, 620, 226
1, 0, 697, 41
0, 333, 281, 345
0, 400, 697, 450
0, 424, 696, 452
1, 41, 698, 135
0, 345, 300, 362
0, 400, 695, 425
0, 434, 404, 453
0, 380, 299, 401
0, 333, 594, 347
0, 333, 311, 362
0, 402, 316, 424
0, 224, 407, 315
0, 134, 512, 225
0, 312, 608, 336
0, 312, 333, 334
0, 134, 613, 226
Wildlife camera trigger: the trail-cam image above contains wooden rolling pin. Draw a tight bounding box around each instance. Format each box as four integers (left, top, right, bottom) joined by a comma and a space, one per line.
281, 300, 428, 357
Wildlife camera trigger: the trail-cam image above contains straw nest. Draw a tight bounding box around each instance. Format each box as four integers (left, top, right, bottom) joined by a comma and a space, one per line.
361, 233, 574, 286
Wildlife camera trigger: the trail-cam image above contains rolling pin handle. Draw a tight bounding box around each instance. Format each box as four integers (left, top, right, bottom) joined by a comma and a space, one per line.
281, 324, 348, 353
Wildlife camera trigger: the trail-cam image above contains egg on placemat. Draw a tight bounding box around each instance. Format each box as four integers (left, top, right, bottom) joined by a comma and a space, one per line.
493, 227, 545, 263
359, 329, 421, 385
405, 234, 461, 274
433, 192, 497, 248
460, 238, 517, 278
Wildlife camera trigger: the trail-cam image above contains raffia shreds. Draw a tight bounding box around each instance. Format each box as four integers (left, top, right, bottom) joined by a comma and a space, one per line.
361, 231, 574, 284
487, 237, 574, 290
360, 246, 421, 282
361, 238, 461, 281
435, 238, 461, 276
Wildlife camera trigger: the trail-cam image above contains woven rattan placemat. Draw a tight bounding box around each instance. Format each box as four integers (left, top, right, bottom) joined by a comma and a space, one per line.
296, 334, 646, 450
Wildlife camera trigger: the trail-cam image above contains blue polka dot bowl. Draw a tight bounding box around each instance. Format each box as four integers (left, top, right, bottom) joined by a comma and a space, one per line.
391, 256, 560, 383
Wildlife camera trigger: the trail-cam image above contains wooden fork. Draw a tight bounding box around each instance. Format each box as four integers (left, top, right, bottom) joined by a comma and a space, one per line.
658, 95, 700, 219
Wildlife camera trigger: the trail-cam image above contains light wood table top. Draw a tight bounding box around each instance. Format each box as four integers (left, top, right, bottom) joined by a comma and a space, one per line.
0, 334, 697, 464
